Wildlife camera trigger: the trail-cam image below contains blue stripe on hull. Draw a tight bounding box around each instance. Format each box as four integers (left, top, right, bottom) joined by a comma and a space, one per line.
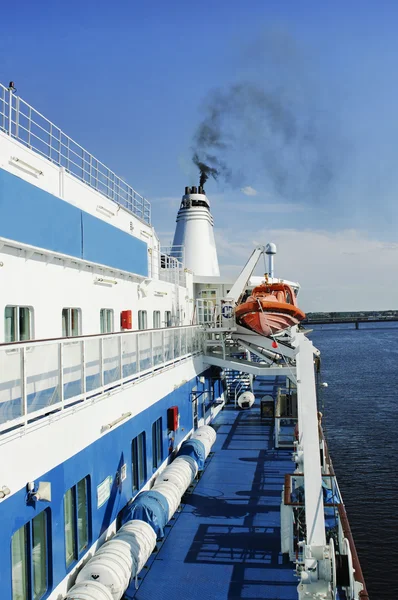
0, 369, 223, 600
0, 167, 148, 276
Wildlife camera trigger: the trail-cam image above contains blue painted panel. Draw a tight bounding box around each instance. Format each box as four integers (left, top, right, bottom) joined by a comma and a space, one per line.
0, 368, 216, 600
82, 212, 148, 277
0, 168, 148, 277
0, 168, 81, 256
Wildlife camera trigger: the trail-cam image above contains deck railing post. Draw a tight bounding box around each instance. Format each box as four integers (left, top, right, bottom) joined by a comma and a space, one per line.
8, 88, 12, 136
99, 337, 104, 387
118, 335, 123, 380
21, 347, 27, 425
59, 342, 64, 408
82, 340, 86, 395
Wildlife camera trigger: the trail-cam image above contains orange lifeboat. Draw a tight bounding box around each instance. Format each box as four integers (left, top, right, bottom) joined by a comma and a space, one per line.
235, 281, 306, 337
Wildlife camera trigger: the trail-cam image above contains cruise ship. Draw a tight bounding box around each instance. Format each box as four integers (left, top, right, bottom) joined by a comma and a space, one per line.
0, 81, 368, 600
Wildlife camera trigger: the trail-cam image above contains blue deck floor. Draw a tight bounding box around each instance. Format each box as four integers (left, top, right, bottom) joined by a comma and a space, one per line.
128, 378, 298, 600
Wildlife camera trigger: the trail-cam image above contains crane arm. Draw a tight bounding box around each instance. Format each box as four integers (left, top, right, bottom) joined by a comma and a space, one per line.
224, 246, 265, 305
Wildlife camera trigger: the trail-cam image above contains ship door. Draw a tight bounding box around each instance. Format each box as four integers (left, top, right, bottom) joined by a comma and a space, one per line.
192, 387, 198, 429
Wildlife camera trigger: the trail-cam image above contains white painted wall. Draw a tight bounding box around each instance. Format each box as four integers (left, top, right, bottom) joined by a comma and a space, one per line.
0, 244, 193, 340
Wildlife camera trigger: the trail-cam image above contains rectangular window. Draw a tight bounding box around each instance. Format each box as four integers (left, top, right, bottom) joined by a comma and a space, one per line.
164, 311, 172, 327
152, 418, 163, 470
153, 311, 161, 329
5, 306, 33, 342
32, 512, 47, 599
11, 511, 48, 600
200, 289, 217, 302
100, 309, 114, 333
132, 431, 146, 491
63, 477, 89, 567
62, 308, 81, 337
138, 310, 147, 330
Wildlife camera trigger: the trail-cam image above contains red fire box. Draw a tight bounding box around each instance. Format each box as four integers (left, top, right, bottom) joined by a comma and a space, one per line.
167, 406, 179, 431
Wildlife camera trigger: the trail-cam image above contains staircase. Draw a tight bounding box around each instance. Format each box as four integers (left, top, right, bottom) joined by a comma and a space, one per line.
224, 368, 252, 404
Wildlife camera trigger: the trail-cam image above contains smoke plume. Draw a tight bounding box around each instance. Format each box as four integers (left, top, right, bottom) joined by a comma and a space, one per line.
191, 38, 339, 201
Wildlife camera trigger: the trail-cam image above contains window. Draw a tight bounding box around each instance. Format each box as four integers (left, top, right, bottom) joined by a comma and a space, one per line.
100, 309, 114, 333
5, 306, 33, 342
64, 477, 89, 567
11, 511, 49, 600
152, 418, 163, 469
200, 289, 217, 302
132, 432, 146, 491
138, 310, 147, 330
153, 311, 161, 329
164, 311, 172, 327
62, 308, 81, 337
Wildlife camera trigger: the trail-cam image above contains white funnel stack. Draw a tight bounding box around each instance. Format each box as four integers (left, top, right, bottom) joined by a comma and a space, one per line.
171, 186, 220, 276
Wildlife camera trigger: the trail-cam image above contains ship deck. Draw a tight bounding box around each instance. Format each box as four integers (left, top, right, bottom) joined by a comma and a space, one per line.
127, 377, 297, 600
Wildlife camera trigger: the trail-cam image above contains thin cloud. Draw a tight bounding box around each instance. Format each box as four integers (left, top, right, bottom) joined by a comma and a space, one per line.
241, 186, 258, 196
215, 227, 398, 311
233, 201, 307, 213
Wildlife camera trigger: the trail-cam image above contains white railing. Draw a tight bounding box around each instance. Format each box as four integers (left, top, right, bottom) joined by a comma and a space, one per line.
158, 245, 186, 287
195, 299, 219, 325
0, 82, 151, 224
0, 326, 202, 435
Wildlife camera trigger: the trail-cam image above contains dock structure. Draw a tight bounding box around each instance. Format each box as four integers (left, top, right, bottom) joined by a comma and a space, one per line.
303, 315, 398, 329
127, 377, 297, 600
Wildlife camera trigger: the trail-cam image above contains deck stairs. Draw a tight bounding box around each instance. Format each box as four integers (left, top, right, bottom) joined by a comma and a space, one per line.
223, 352, 258, 403
224, 369, 252, 403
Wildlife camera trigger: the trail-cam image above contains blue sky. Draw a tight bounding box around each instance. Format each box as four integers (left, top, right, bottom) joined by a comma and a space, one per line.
1, 0, 398, 310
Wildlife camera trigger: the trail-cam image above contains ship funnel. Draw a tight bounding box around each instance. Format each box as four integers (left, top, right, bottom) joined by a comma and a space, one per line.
265, 243, 277, 278
171, 186, 220, 276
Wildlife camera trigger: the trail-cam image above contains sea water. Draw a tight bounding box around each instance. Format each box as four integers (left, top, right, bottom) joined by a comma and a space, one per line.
310, 322, 398, 599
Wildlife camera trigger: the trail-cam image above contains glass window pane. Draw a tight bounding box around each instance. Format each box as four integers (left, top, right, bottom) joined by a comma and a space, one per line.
132, 438, 138, 490
138, 432, 146, 485
64, 488, 76, 566
32, 511, 47, 599
157, 419, 162, 465
19, 308, 31, 341
153, 311, 161, 328
5, 306, 16, 342
62, 309, 69, 337
77, 479, 88, 552
71, 309, 80, 337
100, 310, 113, 334
152, 422, 157, 469
11, 525, 28, 600
138, 311, 148, 330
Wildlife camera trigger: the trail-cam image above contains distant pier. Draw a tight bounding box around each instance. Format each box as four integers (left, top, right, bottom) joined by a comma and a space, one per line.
303, 314, 398, 329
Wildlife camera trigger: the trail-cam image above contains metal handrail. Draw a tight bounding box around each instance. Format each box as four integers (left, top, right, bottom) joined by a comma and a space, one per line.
0, 325, 201, 436
0, 82, 151, 223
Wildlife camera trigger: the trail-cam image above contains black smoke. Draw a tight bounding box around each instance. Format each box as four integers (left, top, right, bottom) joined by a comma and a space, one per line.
191, 78, 337, 201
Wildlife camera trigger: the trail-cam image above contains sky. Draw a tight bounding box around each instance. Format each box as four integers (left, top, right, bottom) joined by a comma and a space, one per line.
1, 0, 398, 311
